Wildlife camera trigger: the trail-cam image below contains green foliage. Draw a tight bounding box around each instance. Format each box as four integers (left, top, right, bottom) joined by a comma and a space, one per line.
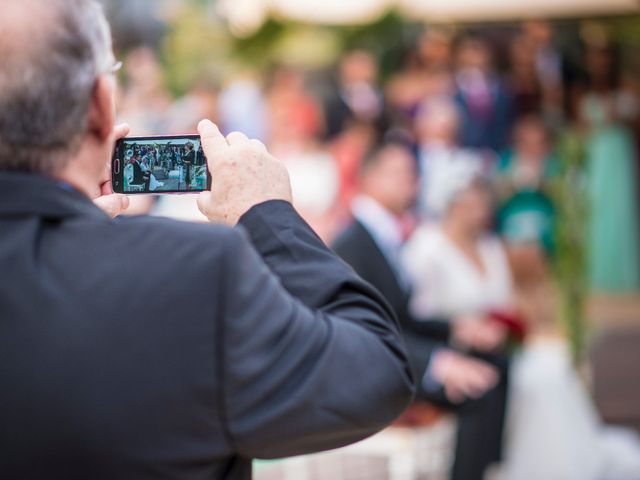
161, 1, 231, 96
550, 130, 589, 364
224, 10, 420, 74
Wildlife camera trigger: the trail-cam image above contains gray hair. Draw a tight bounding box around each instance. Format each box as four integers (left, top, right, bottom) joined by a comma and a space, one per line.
0, 0, 113, 173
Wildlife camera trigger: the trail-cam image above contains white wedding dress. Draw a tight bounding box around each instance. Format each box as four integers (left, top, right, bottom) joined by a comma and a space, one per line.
499, 338, 640, 480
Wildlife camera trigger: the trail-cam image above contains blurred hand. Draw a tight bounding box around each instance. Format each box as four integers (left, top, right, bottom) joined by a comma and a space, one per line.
93, 123, 130, 218
196, 120, 292, 225
452, 316, 508, 352
431, 350, 499, 404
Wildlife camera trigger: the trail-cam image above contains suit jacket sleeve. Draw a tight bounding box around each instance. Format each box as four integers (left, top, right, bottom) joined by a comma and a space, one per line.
331, 226, 451, 403
402, 316, 451, 342
219, 200, 414, 459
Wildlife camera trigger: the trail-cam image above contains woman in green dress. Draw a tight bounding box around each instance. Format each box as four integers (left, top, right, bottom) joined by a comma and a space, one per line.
579, 44, 640, 292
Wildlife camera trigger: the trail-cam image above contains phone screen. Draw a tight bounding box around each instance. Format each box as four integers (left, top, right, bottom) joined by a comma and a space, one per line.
111, 135, 210, 194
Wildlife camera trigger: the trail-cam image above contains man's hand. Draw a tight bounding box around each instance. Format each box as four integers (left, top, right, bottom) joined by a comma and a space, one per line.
451, 316, 508, 352
196, 119, 292, 225
93, 123, 130, 218
431, 350, 499, 404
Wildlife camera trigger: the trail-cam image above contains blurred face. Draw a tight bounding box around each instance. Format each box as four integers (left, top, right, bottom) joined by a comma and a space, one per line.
124, 47, 163, 91
510, 37, 536, 72
419, 31, 452, 68
457, 40, 491, 73
524, 20, 553, 47
449, 183, 493, 232
340, 51, 378, 85
515, 122, 549, 161
586, 47, 613, 83
416, 104, 460, 146
361, 146, 418, 215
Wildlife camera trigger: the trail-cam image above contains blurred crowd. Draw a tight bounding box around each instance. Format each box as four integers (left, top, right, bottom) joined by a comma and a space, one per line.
122, 141, 206, 192
116, 19, 640, 479
117, 20, 640, 293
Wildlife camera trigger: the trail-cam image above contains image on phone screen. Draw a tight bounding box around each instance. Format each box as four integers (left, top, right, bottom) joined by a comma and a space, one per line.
112, 135, 210, 194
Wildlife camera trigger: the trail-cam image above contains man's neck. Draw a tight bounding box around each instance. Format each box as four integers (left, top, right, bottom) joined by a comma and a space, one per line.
55, 165, 100, 199
364, 192, 401, 218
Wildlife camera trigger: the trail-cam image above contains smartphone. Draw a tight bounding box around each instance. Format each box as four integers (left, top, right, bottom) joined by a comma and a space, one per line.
111, 135, 210, 194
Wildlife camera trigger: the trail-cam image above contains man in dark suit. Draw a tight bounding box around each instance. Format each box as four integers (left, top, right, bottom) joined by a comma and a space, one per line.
182, 142, 196, 190
453, 36, 514, 154
332, 142, 509, 480
324, 50, 385, 139
129, 152, 150, 191
0, 1, 414, 479
196, 145, 205, 166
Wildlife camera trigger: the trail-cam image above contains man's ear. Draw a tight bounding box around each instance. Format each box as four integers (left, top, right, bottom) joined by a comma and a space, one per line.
87, 76, 115, 142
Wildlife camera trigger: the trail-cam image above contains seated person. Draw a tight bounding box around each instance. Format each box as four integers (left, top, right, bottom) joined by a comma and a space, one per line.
404, 169, 513, 319
127, 153, 150, 191
333, 142, 508, 480
140, 156, 164, 191
403, 167, 513, 480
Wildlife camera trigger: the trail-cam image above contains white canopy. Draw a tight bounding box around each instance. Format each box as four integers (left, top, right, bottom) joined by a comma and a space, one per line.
219, 0, 639, 35
398, 0, 639, 22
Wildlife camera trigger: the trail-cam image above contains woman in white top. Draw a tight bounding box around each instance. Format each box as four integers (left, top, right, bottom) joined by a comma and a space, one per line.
403, 167, 513, 319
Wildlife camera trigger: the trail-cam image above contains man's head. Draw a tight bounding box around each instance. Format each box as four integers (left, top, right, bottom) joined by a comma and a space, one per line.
0, 0, 116, 195
358, 142, 418, 216
456, 36, 493, 74
415, 96, 460, 147
339, 50, 378, 87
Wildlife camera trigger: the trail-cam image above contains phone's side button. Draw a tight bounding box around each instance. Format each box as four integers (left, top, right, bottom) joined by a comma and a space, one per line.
114, 159, 120, 174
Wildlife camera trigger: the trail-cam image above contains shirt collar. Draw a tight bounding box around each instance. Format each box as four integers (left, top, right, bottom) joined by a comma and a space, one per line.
351, 195, 403, 251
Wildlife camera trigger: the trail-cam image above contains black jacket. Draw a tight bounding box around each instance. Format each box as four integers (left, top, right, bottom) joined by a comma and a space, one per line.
333, 220, 512, 480
332, 220, 452, 401
130, 160, 147, 184
0, 171, 414, 480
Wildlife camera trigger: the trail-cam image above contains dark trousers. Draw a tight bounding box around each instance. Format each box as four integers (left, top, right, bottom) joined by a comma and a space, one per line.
450, 352, 509, 480
401, 332, 510, 480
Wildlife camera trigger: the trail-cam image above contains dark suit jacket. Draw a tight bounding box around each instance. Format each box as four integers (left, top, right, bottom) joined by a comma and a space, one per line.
130, 160, 147, 185
454, 78, 513, 153
331, 220, 452, 403
0, 172, 414, 480
332, 220, 510, 480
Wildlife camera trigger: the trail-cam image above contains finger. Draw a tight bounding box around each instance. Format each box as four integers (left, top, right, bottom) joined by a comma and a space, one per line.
444, 384, 465, 404
94, 194, 129, 218
198, 119, 227, 154
473, 335, 495, 352
114, 123, 130, 141
226, 131, 250, 146
250, 138, 268, 153
100, 179, 113, 196
466, 366, 499, 396
457, 374, 486, 399
196, 191, 212, 217
99, 163, 112, 186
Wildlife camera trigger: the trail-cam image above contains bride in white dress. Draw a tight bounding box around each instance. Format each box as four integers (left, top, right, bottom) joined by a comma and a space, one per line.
403, 167, 640, 479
